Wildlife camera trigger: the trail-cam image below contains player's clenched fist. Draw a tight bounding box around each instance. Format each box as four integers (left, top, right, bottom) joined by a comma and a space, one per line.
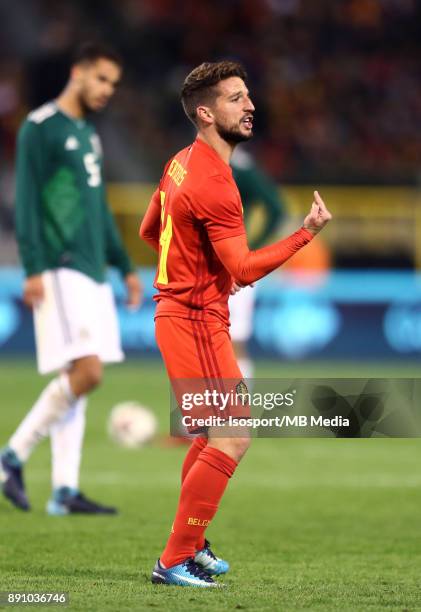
23, 275, 44, 307
303, 191, 332, 235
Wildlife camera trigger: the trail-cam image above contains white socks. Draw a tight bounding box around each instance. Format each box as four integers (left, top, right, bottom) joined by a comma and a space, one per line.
9, 373, 76, 462
50, 396, 87, 491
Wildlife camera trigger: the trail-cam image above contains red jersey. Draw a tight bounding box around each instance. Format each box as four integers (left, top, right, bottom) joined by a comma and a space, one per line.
140, 137, 314, 326
151, 138, 246, 325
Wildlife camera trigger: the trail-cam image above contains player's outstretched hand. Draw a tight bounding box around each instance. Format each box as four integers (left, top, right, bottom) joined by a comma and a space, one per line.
23, 274, 44, 307
303, 191, 332, 235
125, 272, 143, 309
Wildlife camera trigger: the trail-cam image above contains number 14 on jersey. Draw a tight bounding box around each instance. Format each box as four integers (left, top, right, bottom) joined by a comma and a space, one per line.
157, 191, 172, 285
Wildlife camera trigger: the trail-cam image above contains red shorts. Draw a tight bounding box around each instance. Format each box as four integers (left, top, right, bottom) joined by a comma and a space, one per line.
155, 315, 250, 433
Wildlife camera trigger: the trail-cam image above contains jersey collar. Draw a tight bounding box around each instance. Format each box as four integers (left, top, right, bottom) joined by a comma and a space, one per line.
193, 138, 233, 177
54, 101, 86, 129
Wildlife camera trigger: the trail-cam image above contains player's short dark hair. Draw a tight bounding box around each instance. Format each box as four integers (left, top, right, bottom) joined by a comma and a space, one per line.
181, 61, 247, 125
72, 42, 123, 68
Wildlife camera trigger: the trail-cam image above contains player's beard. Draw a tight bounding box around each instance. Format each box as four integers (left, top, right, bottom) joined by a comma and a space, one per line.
79, 88, 102, 115
215, 119, 253, 145
78, 91, 94, 116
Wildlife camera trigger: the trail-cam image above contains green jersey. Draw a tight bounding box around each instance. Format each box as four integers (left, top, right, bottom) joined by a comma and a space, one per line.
231, 148, 286, 249
15, 102, 133, 282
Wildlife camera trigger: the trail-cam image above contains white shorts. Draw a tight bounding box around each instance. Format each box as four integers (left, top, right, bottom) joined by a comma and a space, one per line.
34, 268, 124, 374
228, 284, 257, 342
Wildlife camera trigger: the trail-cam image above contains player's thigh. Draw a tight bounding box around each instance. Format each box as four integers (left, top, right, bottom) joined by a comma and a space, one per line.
155, 316, 242, 379
33, 269, 93, 374
96, 282, 124, 364
156, 316, 249, 433
33, 271, 67, 374
43, 268, 98, 341
57, 269, 123, 364
34, 268, 121, 374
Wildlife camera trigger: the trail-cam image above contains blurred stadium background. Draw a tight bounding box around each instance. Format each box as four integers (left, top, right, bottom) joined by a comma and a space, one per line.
1, 0, 421, 362
1, 2, 421, 609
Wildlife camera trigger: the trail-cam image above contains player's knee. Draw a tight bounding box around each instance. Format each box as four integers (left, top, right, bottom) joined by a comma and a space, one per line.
222, 436, 251, 462
73, 358, 103, 392
84, 361, 103, 390
234, 436, 251, 460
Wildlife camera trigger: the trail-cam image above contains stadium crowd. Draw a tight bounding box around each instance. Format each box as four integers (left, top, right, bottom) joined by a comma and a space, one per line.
0, 0, 420, 249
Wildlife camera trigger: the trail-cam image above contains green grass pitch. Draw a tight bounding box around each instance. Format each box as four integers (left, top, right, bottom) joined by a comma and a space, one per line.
1, 359, 421, 611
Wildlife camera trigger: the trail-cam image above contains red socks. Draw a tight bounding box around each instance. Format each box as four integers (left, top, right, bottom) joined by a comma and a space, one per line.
181, 436, 208, 551
160, 446, 237, 568
181, 436, 207, 484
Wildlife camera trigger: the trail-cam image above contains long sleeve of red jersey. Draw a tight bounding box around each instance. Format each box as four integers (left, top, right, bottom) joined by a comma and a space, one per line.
139, 188, 161, 252
211, 227, 313, 285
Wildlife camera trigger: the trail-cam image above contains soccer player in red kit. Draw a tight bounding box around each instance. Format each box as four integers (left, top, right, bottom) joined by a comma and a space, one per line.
140, 61, 332, 587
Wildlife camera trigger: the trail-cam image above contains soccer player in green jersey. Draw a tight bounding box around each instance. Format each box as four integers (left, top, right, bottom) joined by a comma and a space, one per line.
229, 147, 287, 380
0, 43, 142, 514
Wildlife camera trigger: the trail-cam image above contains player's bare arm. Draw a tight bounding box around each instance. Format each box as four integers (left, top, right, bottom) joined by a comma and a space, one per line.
23, 275, 44, 307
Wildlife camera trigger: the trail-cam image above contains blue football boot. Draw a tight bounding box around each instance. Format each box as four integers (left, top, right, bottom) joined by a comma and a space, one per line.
47, 487, 117, 515
0, 447, 30, 511
151, 557, 222, 587
194, 539, 229, 576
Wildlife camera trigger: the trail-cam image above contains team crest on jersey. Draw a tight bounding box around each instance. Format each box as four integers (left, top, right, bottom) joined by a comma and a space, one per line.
236, 380, 249, 405
78, 328, 91, 340
90, 134, 102, 157
64, 135, 80, 150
